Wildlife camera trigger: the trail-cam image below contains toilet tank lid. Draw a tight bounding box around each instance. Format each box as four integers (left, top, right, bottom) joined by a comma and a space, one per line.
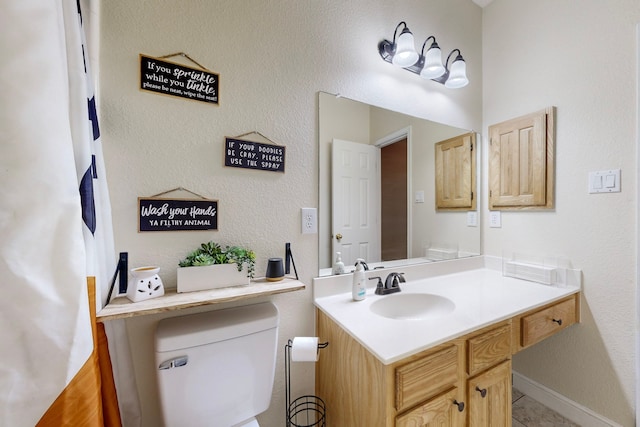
155, 302, 279, 352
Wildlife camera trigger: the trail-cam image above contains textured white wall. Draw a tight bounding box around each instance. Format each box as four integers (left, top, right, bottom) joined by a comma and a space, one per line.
483, 1, 639, 425
99, 1, 481, 426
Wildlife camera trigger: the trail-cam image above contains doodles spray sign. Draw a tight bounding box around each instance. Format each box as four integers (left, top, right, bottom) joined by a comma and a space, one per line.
224, 138, 286, 172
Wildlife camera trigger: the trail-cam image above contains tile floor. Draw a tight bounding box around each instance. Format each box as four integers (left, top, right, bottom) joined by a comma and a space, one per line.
512, 388, 580, 427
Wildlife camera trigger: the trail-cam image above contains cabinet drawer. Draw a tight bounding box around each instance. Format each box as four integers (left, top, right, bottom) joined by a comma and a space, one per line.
395, 345, 458, 412
467, 323, 511, 376
521, 297, 576, 348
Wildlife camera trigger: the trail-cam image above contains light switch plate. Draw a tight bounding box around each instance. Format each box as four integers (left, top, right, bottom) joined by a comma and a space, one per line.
489, 211, 502, 228
414, 191, 425, 203
589, 169, 621, 193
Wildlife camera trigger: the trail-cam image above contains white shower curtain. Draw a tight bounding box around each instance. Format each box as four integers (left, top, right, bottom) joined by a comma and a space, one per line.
0, 1, 140, 425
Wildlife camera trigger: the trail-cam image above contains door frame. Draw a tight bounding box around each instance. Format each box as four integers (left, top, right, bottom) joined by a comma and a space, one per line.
376, 126, 413, 259
635, 22, 639, 427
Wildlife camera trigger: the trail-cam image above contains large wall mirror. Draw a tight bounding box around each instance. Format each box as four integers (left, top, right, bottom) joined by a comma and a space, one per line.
318, 92, 481, 276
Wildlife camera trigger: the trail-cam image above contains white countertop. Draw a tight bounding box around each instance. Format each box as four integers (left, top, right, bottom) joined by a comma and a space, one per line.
313, 256, 580, 365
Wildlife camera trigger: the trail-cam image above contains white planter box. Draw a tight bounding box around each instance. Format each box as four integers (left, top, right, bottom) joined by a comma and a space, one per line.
177, 263, 250, 293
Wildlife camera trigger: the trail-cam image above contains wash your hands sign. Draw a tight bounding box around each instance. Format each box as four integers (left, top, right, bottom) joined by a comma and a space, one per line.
138, 198, 218, 231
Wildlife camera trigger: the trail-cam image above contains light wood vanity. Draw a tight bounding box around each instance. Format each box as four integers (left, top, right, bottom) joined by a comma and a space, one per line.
316, 293, 579, 426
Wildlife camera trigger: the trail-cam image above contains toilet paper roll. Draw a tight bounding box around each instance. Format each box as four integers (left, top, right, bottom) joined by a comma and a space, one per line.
291, 337, 319, 362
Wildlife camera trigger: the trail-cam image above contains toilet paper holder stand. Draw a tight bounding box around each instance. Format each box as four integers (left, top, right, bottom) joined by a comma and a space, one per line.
284, 339, 328, 427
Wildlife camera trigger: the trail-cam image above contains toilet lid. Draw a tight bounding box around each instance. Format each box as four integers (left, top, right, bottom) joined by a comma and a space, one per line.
232, 417, 259, 427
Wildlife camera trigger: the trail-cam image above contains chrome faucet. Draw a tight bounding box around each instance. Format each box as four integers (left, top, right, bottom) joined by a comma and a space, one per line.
370, 272, 404, 295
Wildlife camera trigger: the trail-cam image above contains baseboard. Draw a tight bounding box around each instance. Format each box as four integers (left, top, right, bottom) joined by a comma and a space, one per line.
512, 371, 621, 427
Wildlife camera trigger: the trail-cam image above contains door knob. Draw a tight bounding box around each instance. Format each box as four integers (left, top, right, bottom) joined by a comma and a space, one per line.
336, 233, 342, 241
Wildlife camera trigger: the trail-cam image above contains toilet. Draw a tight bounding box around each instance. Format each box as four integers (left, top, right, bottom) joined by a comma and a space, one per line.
154, 302, 279, 427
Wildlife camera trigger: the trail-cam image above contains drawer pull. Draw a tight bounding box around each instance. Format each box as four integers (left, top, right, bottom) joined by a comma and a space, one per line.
552, 318, 563, 326
453, 400, 465, 412
475, 386, 487, 398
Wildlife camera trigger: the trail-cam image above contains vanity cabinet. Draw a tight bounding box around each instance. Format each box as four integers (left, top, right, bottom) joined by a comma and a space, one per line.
316, 293, 579, 426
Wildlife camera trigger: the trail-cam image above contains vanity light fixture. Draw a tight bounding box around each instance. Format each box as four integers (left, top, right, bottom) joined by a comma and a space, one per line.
378, 22, 469, 88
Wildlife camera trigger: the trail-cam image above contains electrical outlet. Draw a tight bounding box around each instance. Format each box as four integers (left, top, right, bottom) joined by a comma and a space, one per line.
466, 211, 478, 227
489, 211, 502, 228
301, 208, 317, 234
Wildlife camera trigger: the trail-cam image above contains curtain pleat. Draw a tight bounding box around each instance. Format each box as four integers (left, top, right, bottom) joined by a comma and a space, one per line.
97, 322, 123, 426
37, 278, 122, 427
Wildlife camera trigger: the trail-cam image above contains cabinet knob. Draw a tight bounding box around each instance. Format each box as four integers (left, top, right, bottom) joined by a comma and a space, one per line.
475, 386, 487, 398
552, 318, 563, 326
453, 400, 465, 412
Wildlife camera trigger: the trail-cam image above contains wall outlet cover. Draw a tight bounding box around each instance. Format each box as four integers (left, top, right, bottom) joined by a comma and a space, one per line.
588, 169, 621, 193
301, 207, 317, 234
489, 211, 502, 228
467, 211, 478, 227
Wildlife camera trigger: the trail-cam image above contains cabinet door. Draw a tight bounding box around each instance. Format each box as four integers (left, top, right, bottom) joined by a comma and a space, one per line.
488, 107, 554, 210
396, 388, 465, 427
435, 132, 476, 210
468, 360, 512, 427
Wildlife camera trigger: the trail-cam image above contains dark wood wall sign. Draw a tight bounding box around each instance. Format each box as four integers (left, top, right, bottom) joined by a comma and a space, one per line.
139, 54, 219, 104
138, 198, 218, 231
225, 138, 286, 172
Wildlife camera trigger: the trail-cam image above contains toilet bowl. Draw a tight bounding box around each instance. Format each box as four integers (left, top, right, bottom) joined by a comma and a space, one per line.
154, 302, 279, 427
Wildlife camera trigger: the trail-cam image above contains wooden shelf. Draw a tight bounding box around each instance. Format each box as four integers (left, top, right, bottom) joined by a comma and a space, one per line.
96, 277, 305, 322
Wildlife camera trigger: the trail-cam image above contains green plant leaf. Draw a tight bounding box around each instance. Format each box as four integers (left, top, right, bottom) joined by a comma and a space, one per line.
178, 241, 256, 278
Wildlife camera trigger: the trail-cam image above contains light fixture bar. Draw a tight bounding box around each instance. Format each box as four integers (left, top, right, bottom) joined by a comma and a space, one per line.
378, 22, 469, 88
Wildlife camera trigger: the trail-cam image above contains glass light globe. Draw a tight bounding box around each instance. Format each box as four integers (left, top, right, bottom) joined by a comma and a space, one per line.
420, 46, 445, 79
392, 30, 419, 67
445, 58, 469, 88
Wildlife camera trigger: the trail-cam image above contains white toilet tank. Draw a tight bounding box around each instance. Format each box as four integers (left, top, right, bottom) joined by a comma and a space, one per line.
155, 302, 279, 427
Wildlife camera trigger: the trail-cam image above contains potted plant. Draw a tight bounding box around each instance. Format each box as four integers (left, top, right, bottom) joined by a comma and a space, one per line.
177, 241, 256, 293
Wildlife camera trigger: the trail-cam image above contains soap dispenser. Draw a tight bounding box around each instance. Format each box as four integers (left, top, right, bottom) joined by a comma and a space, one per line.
352, 258, 366, 301
333, 252, 345, 275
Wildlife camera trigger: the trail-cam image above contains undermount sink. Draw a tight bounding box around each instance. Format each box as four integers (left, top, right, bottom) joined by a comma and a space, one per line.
369, 293, 455, 320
